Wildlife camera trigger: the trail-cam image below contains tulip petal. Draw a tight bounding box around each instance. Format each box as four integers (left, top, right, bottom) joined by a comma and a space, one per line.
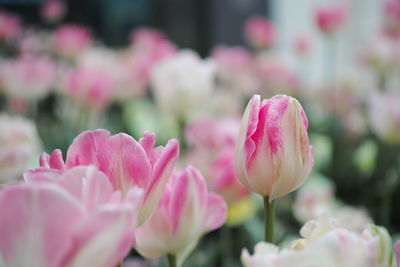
138, 138, 179, 225
0, 184, 85, 267
203, 193, 227, 231
98, 133, 151, 194
58, 166, 114, 211
24, 168, 62, 183
66, 129, 110, 168
61, 206, 136, 267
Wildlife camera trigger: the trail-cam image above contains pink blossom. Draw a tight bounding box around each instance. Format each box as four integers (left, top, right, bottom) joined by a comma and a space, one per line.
395, 241, 400, 267
383, 1, 400, 38
134, 166, 227, 262
0, 53, 56, 101
52, 24, 91, 58
244, 16, 276, 49
41, 0, 66, 23
0, 10, 21, 41
314, 4, 347, 35
212, 46, 259, 94
235, 95, 313, 201
28, 129, 179, 225
0, 174, 142, 267
63, 64, 114, 111
185, 116, 250, 204
293, 35, 311, 55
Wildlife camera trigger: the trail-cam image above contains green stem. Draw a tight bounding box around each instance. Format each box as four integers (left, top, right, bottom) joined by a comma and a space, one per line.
263, 197, 275, 243
167, 254, 177, 267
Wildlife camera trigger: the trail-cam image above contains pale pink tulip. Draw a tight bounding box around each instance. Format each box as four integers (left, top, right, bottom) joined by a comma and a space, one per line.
29, 129, 179, 225
0, 114, 40, 183
135, 166, 227, 263
244, 16, 276, 49
0, 10, 21, 41
52, 24, 91, 58
293, 35, 311, 55
235, 95, 313, 201
185, 116, 250, 204
384, 1, 400, 38
63, 64, 114, 111
314, 4, 347, 35
212, 46, 259, 94
41, 0, 66, 23
0, 182, 141, 267
1, 53, 56, 101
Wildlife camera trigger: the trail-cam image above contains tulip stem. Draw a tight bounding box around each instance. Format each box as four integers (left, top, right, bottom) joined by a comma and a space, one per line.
167, 254, 176, 267
263, 197, 275, 243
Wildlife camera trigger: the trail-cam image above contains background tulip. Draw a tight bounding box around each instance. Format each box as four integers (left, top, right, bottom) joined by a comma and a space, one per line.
134, 166, 227, 266
314, 4, 347, 35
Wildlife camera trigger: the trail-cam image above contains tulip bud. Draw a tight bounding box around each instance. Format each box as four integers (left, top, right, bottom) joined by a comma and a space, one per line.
235, 94, 313, 202
314, 4, 347, 35
134, 166, 227, 264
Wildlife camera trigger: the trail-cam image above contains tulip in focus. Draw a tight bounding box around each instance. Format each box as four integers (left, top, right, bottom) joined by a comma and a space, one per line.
235, 94, 313, 201
314, 4, 347, 35
28, 129, 179, 225
244, 16, 276, 49
135, 166, 227, 266
52, 24, 91, 59
0, 114, 40, 183
151, 50, 216, 121
41, 0, 66, 24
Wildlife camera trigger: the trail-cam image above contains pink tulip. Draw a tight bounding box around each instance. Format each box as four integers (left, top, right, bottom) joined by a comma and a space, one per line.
0, 53, 56, 101
0, 182, 141, 267
293, 35, 311, 55
41, 0, 66, 23
29, 129, 179, 225
244, 16, 276, 49
52, 24, 91, 58
384, 1, 400, 38
64, 64, 115, 111
185, 116, 250, 204
212, 46, 259, 94
0, 10, 21, 41
395, 241, 400, 267
314, 4, 347, 35
135, 166, 227, 262
235, 95, 313, 201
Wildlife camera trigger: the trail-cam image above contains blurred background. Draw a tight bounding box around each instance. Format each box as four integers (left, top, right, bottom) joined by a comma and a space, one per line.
0, 0, 398, 266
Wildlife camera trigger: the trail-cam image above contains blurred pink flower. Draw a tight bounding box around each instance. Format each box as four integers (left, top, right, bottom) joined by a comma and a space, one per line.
135, 166, 227, 262
28, 129, 179, 225
383, 1, 400, 38
0, 10, 21, 41
185, 116, 250, 204
244, 16, 276, 49
41, 0, 66, 23
52, 24, 91, 58
0, 179, 141, 267
293, 35, 312, 55
64, 64, 114, 111
0, 114, 39, 183
235, 95, 313, 201
314, 4, 347, 35
256, 55, 299, 96
212, 46, 259, 94
0, 53, 56, 101
395, 241, 400, 267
